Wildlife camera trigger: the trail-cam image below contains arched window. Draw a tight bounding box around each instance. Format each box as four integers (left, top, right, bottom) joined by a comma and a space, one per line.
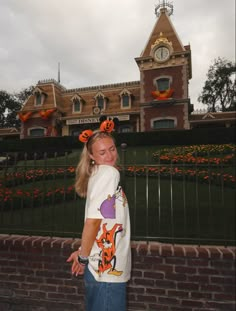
95, 91, 107, 111
71, 94, 83, 113
120, 89, 132, 109
122, 94, 130, 108
33, 87, 47, 107
156, 78, 170, 92
97, 96, 105, 110
73, 99, 81, 112
35, 92, 42, 106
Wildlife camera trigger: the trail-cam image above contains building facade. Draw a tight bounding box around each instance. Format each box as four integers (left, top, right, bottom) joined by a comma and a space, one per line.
17, 2, 235, 139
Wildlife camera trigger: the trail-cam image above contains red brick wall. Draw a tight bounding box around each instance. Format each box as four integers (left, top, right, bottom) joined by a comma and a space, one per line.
143, 103, 186, 131
143, 66, 185, 103
0, 235, 235, 311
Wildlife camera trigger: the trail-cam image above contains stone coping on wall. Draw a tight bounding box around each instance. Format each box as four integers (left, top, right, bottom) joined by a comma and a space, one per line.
0, 234, 235, 258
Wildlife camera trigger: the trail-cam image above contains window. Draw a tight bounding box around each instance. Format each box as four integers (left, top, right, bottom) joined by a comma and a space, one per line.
122, 94, 130, 108
33, 88, 47, 107
29, 128, 45, 137
156, 78, 170, 92
35, 92, 42, 106
152, 119, 175, 129
95, 91, 106, 111
120, 89, 132, 109
120, 126, 132, 133
71, 94, 83, 113
73, 99, 81, 113
97, 96, 104, 110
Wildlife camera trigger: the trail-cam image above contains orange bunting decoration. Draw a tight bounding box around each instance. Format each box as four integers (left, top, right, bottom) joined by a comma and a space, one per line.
79, 129, 93, 143
39, 109, 56, 119
18, 112, 32, 122
99, 120, 114, 132
151, 88, 174, 100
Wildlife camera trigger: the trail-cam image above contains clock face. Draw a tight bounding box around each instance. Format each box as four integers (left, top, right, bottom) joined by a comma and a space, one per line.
154, 46, 170, 62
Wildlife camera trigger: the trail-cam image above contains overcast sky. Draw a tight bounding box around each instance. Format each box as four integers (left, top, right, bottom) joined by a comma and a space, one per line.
0, 0, 235, 109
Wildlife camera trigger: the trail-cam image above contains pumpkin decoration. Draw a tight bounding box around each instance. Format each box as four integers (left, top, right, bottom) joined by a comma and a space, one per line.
79, 129, 93, 143
18, 112, 32, 122
100, 119, 114, 133
151, 88, 174, 100
39, 109, 56, 119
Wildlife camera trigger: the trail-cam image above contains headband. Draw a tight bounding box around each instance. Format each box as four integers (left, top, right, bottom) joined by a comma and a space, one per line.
78, 119, 115, 143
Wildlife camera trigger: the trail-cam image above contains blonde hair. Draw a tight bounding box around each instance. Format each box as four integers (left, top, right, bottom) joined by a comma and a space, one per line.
75, 131, 115, 198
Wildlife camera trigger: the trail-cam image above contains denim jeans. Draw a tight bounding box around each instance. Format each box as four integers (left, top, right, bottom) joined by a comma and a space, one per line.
84, 266, 127, 311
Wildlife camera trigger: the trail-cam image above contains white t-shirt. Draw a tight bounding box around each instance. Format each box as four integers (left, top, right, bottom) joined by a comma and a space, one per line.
85, 165, 131, 283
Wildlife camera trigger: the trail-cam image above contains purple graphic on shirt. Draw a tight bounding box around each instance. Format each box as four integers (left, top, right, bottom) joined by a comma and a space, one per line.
100, 195, 116, 218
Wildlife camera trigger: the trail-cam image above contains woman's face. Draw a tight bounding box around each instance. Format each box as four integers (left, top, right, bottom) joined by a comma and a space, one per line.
89, 137, 117, 167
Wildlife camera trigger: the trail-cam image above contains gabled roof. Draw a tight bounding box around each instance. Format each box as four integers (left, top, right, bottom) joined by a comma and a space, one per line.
141, 8, 185, 58
0, 128, 20, 136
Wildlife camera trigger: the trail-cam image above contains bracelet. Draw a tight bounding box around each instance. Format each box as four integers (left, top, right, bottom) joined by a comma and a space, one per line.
78, 255, 89, 265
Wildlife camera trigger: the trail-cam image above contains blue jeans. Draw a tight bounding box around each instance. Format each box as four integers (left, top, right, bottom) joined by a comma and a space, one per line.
84, 266, 127, 311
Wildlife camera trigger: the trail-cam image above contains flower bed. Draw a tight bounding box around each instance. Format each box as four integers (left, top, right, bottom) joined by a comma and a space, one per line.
153, 144, 235, 164
0, 144, 235, 207
1, 167, 75, 187
0, 184, 76, 209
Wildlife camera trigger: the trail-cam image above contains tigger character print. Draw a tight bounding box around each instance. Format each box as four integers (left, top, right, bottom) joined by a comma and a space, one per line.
96, 223, 123, 276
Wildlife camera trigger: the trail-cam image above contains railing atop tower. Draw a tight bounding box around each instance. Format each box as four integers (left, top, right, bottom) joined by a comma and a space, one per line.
155, 0, 173, 17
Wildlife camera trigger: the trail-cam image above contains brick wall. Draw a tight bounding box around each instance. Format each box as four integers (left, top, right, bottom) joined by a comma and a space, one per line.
0, 235, 235, 311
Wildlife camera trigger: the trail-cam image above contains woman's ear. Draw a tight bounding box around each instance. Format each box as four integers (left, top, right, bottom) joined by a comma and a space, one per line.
89, 153, 95, 161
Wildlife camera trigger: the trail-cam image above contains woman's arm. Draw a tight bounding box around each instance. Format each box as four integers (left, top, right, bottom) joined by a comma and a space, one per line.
80, 218, 102, 257
67, 218, 101, 276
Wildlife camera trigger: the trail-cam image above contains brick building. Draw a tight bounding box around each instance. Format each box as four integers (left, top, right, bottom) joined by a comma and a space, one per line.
17, 2, 235, 139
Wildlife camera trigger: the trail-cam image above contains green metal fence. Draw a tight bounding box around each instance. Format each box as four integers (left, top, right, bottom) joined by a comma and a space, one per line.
0, 144, 235, 246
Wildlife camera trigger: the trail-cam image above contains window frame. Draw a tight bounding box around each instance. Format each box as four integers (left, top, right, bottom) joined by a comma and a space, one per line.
33, 89, 46, 107
71, 94, 83, 114
95, 91, 107, 111
120, 88, 132, 109
28, 127, 46, 137
154, 76, 172, 92
151, 117, 176, 129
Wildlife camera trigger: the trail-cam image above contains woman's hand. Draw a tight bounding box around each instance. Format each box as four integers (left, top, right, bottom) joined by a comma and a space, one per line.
66, 250, 86, 276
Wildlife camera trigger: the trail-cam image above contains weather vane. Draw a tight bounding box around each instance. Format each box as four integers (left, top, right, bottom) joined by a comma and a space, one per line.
155, 0, 173, 17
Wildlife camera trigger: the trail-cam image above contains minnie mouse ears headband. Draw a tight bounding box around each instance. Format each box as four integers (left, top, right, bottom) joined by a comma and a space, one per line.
78, 119, 115, 143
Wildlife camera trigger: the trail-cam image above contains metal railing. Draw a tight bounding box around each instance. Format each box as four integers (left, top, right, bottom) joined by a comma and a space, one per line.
0, 146, 235, 246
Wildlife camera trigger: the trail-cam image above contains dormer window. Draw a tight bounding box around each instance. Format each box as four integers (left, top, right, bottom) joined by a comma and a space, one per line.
97, 96, 104, 110
74, 99, 81, 112
71, 94, 83, 113
35, 92, 41, 106
33, 88, 47, 107
95, 91, 107, 111
120, 89, 132, 109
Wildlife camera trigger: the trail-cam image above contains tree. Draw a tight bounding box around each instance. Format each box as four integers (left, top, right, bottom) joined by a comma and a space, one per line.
198, 57, 236, 112
0, 86, 34, 128
0, 91, 20, 128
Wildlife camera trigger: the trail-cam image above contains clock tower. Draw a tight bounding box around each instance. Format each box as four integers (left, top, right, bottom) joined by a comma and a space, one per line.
135, 0, 192, 131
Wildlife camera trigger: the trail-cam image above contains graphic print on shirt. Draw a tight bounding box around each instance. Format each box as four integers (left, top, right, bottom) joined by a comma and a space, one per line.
99, 186, 127, 219
95, 186, 128, 276
100, 194, 116, 218
96, 223, 123, 276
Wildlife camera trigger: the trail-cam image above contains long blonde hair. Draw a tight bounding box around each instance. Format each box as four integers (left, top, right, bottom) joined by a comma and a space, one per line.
75, 131, 115, 198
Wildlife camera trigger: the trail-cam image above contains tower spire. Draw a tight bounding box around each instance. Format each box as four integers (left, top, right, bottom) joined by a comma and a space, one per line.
155, 0, 173, 18
58, 62, 61, 83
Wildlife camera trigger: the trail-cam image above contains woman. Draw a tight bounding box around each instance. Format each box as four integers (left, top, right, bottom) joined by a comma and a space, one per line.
67, 121, 131, 311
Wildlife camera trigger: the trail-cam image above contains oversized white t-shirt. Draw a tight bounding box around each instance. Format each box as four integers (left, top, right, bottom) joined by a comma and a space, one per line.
85, 165, 131, 283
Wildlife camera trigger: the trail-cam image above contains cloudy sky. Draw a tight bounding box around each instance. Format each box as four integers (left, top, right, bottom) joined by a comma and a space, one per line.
0, 0, 235, 109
